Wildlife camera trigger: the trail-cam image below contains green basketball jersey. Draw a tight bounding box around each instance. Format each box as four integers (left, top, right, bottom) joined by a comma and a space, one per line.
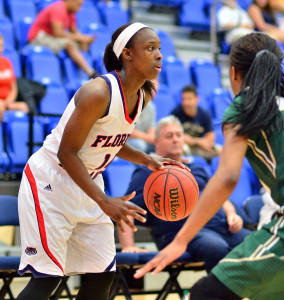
222, 95, 284, 206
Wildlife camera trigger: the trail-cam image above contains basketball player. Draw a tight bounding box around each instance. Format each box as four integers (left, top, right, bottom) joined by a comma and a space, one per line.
134, 33, 284, 300
16, 22, 184, 300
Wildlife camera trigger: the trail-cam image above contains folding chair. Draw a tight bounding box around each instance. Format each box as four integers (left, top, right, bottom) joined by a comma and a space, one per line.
0, 195, 75, 300
110, 251, 205, 300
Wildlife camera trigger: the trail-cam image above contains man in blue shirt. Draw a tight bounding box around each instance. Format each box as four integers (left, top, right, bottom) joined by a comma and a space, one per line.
171, 85, 221, 161
118, 116, 251, 272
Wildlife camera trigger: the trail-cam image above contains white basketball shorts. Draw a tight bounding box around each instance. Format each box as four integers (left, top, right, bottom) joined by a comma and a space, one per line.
18, 149, 116, 277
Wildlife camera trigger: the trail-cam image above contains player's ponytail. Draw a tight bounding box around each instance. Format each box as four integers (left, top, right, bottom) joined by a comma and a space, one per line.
103, 23, 156, 99
228, 33, 284, 136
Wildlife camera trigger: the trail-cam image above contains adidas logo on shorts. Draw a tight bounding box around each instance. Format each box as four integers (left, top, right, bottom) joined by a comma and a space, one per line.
44, 184, 53, 192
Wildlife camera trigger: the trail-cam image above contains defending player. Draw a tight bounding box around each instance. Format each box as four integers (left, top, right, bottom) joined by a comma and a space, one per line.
134, 32, 284, 300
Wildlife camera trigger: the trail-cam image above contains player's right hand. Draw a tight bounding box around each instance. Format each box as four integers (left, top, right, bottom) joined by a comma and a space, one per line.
99, 191, 147, 233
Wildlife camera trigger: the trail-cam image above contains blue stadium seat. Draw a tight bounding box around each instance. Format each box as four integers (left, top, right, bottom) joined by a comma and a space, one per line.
76, 1, 103, 33
97, 2, 129, 34
93, 52, 107, 75
155, 30, 176, 58
161, 56, 192, 104
179, 0, 210, 31
0, 124, 9, 173
36, 0, 56, 12
147, 0, 183, 7
3, 47, 22, 77
152, 85, 176, 121
39, 84, 69, 115
105, 158, 136, 197
0, 17, 15, 49
211, 156, 254, 207
209, 87, 232, 122
24, 45, 63, 86
88, 27, 111, 61
39, 85, 69, 134
62, 51, 93, 94
189, 155, 212, 177
14, 16, 33, 49
0, 0, 5, 17
189, 58, 222, 97
2, 111, 44, 174
8, 0, 36, 48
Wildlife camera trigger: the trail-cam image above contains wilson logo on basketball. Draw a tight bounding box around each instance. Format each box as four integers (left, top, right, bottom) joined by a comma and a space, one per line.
169, 188, 180, 220
153, 192, 162, 216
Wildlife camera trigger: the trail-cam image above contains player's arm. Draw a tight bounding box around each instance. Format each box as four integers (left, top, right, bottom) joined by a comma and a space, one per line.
134, 123, 248, 277
57, 78, 146, 231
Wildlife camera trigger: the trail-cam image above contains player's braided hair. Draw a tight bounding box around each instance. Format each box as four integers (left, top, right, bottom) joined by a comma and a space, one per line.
227, 32, 284, 136
103, 23, 156, 99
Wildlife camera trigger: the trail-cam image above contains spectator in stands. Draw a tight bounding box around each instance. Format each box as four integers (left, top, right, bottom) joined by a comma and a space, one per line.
127, 80, 158, 153
127, 99, 156, 153
170, 84, 221, 161
217, 0, 255, 45
28, 0, 96, 78
118, 116, 251, 272
247, 0, 284, 43
0, 34, 29, 121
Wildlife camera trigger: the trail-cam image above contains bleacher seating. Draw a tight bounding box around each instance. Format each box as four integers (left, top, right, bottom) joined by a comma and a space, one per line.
189, 58, 222, 98
62, 50, 93, 94
211, 156, 256, 207
76, 1, 103, 33
0, 124, 9, 173
209, 87, 232, 122
105, 158, 136, 197
179, 0, 210, 31
3, 46, 22, 77
160, 56, 192, 104
156, 29, 176, 58
152, 85, 176, 121
97, 1, 129, 34
2, 111, 44, 174
8, 0, 36, 48
0, 17, 15, 49
24, 45, 63, 86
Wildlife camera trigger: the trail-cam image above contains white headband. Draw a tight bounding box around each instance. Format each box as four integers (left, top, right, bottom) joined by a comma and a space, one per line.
113, 22, 149, 59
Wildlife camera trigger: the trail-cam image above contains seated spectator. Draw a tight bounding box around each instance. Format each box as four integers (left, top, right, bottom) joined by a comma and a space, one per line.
118, 116, 251, 273
170, 85, 221, 161
247, 0, 284, 43
127, 100, 156, 153
28, 0, 96, 78
0, 35, 29, 121
217, 0, 255, 45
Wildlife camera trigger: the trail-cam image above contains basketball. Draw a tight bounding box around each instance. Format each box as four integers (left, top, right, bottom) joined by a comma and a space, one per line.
143, 165, 199, 221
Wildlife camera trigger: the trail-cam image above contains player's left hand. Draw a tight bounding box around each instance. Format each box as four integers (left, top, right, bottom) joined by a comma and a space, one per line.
146, 156, 191, 173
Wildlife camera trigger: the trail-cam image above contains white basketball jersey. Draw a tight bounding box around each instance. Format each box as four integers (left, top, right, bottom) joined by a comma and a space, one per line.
43, 71, 145, 178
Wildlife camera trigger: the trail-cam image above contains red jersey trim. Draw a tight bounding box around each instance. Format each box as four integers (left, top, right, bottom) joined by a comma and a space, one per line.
24, 164, 64, 274
114, 70, 142, 124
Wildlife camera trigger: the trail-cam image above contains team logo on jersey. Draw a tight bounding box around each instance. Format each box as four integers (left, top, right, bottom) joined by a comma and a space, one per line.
44, 184, 53, 191
25, 247, 37, 256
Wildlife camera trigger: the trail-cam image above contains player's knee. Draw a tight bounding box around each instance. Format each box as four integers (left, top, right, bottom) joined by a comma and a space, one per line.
190, 273, 241, 300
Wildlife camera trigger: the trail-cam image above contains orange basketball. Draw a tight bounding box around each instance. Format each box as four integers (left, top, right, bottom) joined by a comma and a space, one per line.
143, 165, 199, 221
